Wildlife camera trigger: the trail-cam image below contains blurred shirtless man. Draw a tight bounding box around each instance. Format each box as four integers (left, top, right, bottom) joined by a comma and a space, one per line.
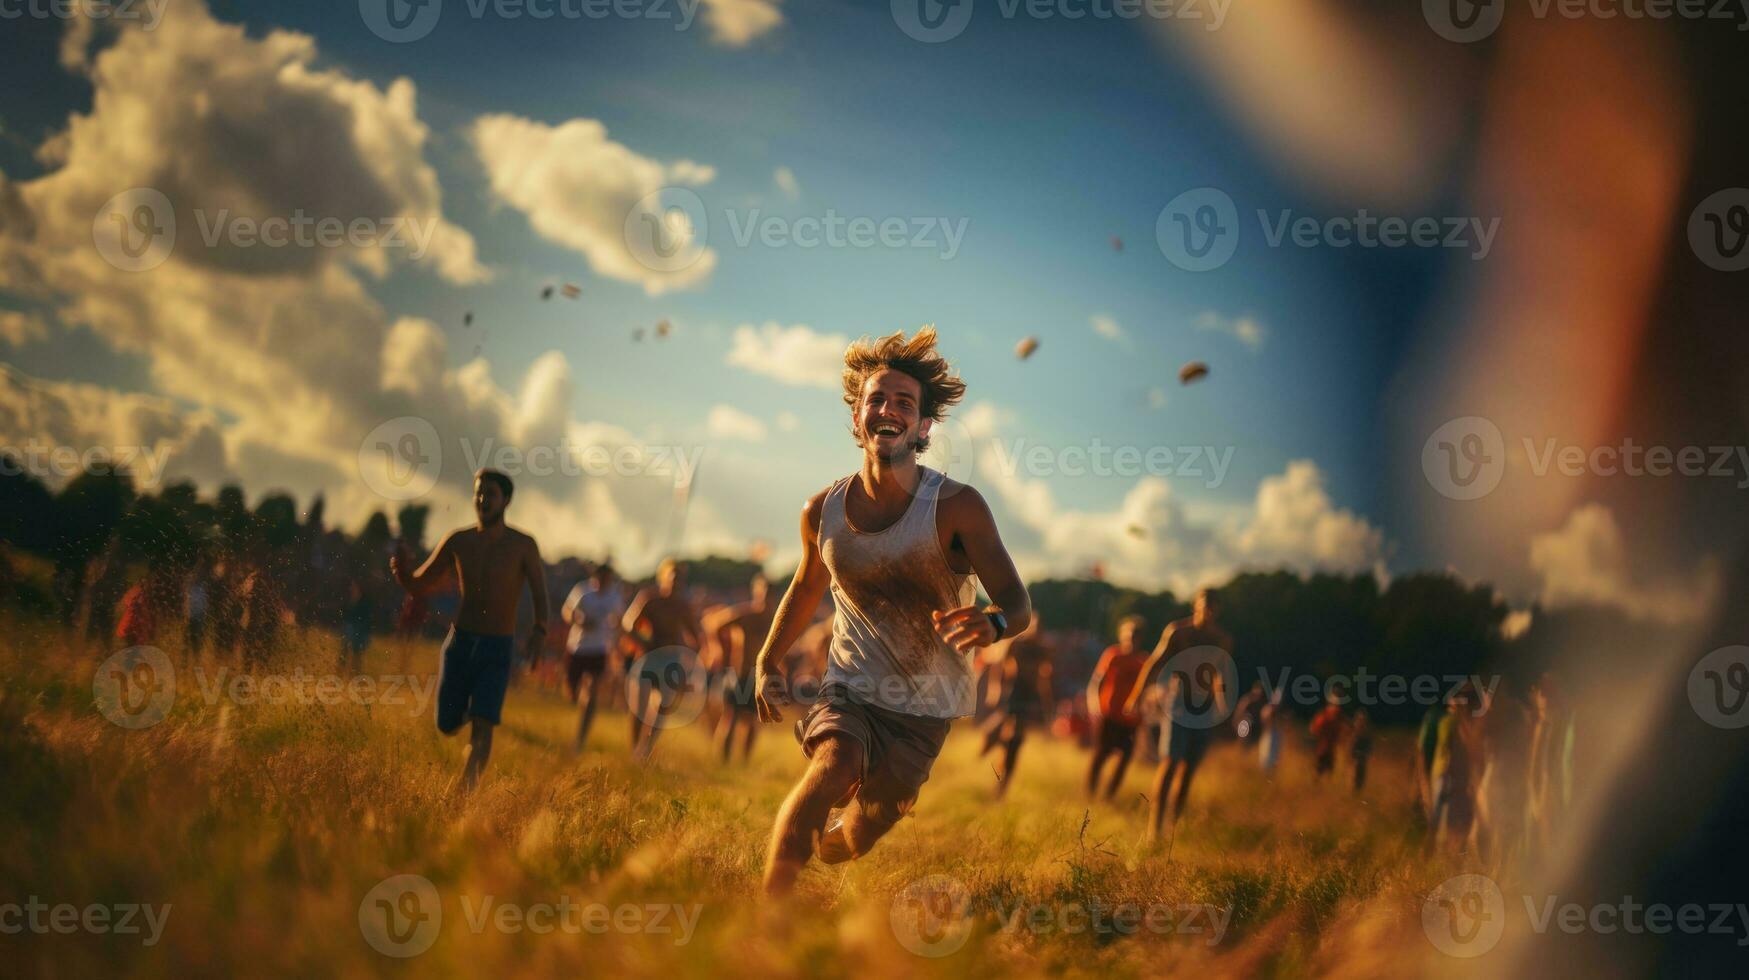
711, 573, 778, 763
620, 558, 704, 761
391, 469, 549, 792
1126, 588, 1232, 838
751, 327, 1032, 895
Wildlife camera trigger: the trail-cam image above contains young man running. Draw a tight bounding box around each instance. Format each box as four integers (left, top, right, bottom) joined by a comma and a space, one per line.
391, 469, 549, 792
561, 562, 624, 752
620, 558, 704, 761
1126, 588, 1232, 838
1085, 615, 1148, 801
710, 573, 778, 764
751, 327, 1032, 895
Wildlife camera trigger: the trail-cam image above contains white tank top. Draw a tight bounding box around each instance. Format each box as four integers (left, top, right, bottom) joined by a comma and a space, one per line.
819, 467, 979, 718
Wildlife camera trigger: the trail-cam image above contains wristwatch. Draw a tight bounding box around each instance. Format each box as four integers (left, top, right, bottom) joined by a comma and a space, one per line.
984, 607, 1008, 641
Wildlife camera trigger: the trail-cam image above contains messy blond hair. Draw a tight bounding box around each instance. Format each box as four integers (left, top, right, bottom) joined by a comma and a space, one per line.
840, 326, 966, 425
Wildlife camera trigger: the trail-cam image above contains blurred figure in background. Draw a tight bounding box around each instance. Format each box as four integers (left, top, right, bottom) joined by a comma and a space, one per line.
1257, 691, 1282, 774
1309, 687, 1347, 780
562, 562, 624, 753
711, 573, 777, 764
1476, 684, 1531, 872
341, 577, 372, 674
620, 558, 704, 762
978, 614, 1053, 799
1415, 695, 1449, 823
184, 562, 211, 655
1128, 588, 1232, 837
1527, 671, 1575, 863
1350, 709, 1373, 795
1427, 684, 1480, 855
114, 573, 158, 647
1085, 615, 1148, 801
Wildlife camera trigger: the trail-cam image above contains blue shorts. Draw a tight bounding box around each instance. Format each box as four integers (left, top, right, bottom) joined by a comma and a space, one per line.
436, 630, 514, 731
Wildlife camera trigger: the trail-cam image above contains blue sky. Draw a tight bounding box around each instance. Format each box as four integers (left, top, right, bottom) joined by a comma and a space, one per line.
0, 0, 1582, 596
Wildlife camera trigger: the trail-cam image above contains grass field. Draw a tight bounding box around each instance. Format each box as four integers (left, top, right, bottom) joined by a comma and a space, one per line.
0, 616, 1479, 978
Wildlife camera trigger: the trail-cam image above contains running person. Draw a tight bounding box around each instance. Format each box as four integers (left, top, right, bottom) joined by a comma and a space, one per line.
751, 328, 1032, 895
1126, 587, 1232, 838
712, 573, 778, 764
977, 615, 1053, 798
1085, 615, 1148, 801
561, 563, 624, 752
620, 558, 705, 761
391, 469, 549, 792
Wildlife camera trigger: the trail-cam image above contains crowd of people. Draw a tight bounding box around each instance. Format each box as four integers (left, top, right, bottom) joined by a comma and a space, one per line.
9, 327, 1573, 894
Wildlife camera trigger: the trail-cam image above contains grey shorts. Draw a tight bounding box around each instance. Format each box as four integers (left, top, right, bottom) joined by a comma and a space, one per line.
797, 683, 952, 823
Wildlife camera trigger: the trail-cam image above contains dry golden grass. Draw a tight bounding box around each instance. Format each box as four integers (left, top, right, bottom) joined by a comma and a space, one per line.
0, 615, 1475, 978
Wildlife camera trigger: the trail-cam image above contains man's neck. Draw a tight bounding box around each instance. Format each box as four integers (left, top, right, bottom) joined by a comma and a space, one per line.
858, 452, 921, 503
476, 517, 506, 535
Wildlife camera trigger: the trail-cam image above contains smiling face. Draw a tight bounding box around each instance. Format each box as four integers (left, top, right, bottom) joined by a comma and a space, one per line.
855, 368, 932, 463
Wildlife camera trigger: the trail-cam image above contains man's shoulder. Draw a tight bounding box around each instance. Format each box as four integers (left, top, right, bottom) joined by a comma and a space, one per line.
932, 475, 989, 517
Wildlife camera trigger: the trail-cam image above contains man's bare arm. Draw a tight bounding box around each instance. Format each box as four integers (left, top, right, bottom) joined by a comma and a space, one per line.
753, 493, 833, 723
933, 486, 1032, 652
524, 538, 550, 627
391, 531, 457, 596
1125, 623, 1179, 714
620, 588, 652, 640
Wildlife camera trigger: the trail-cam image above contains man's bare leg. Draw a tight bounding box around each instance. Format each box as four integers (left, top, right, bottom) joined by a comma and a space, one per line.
739, 716, 756, 761
1172, 758, 1202, 819
463, 719, 494, 792
764, 734, 861, 895
573, 673, 600, 753
1104, 740, 1135, 800
996, 720, 1026, 798
1086, 748, 1107, 798
1148, 760, 1180, 840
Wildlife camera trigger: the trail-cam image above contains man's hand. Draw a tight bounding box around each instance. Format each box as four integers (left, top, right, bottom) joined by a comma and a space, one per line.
524, 623, 547, 662
754, 661, 788, 723
933, 606, 997, 654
